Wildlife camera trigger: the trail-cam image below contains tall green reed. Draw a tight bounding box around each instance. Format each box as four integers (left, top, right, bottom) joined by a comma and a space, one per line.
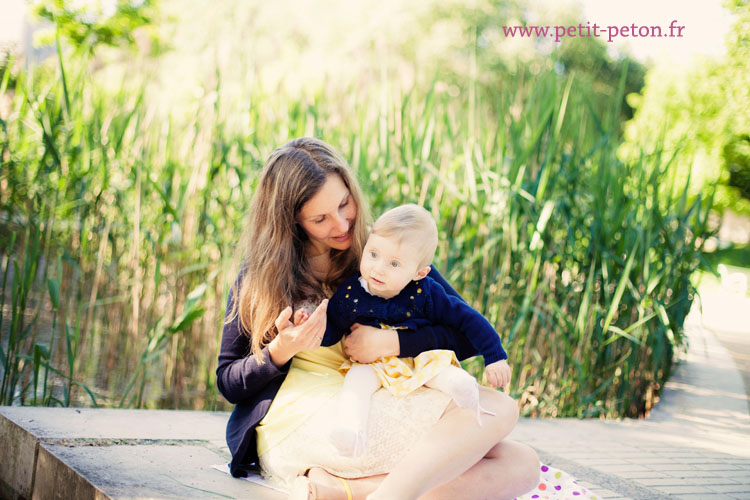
0, 45, 711, 416
341, 64, 711, 417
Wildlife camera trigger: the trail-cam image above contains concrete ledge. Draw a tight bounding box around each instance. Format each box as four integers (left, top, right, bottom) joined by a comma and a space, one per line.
0, 412, 38, 500
0, 407, 282, 500
33, 444, 108, 500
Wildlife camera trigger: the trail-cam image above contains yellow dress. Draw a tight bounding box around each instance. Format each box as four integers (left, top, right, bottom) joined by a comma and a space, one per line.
256, 342, 347, 456
256, 342, 452, 488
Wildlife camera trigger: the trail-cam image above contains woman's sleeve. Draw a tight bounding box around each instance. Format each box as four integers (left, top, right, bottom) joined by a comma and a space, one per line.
397, 265, 478, 361
215, 279, 290, 405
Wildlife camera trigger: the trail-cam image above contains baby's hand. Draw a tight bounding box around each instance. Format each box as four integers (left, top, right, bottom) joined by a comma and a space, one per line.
484, 359, 512, 389
293, 308, 311, 326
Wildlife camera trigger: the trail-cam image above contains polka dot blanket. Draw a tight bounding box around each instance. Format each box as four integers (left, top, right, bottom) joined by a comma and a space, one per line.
516, 464, 599, 500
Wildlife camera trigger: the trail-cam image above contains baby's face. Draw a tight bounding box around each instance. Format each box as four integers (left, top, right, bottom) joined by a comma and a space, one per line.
360, 233, 425, 299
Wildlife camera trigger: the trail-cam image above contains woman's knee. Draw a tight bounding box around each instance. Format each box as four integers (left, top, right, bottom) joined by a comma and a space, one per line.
514, 442, 541, 491
479, 387, 519, 427
488, 440, 541, 493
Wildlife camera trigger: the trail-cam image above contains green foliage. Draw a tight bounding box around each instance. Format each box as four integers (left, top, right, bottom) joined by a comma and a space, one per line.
0, 42, 711, 417
31, 0, 162, 55
557, 36, 646, 121
0, 34, 242, 408
703, 244, 750, 270
415, 0, 646, 123
724, 134, 750, 200
621, 0, 750, 215
0, 51, 17, 91
0, 0, 712, 416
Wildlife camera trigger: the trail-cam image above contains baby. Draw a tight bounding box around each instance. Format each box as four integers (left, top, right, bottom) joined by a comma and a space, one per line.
298, 204, 511, 457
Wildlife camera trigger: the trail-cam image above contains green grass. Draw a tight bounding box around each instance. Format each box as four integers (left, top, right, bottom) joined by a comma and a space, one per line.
703, 244, 750, 270
694, 244, 750, 297
0, 43, 713, 418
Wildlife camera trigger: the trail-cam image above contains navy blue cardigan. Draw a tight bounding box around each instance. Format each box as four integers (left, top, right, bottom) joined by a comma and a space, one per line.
215, 266, 478, 477
322, 273, 507, 364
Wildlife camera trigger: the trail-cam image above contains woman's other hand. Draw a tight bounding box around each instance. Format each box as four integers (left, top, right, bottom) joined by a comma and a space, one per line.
268, 300, 328, 366
484, 359, 512, 389
343, 323, 400, 363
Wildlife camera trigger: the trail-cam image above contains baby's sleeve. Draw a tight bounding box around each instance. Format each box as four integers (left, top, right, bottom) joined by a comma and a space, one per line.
427, 280, 507, 364
321, 291, 349, 346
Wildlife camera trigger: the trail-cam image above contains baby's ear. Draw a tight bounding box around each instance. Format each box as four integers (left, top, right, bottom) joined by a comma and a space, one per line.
415, 266, 431, 280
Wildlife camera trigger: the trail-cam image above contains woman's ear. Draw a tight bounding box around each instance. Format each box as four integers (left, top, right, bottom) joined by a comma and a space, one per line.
414, 266, 431, 280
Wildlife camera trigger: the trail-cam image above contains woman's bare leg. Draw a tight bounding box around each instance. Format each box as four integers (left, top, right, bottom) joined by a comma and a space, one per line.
418, 440, 540, 500
308, 440, 539, 500
366, 387, 521, 500
307, 388, 540, 500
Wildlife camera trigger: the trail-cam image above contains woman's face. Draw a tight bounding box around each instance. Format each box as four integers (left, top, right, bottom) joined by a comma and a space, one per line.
297, 174, 357, 254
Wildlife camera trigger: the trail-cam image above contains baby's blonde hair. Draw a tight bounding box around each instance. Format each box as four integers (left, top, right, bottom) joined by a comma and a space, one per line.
370, 204, 438, 268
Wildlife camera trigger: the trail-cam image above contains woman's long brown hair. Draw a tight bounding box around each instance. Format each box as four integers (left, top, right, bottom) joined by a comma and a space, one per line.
229, 137, 369, 362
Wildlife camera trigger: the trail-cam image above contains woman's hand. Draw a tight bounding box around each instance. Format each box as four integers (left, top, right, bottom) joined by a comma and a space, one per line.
343, 323, 400, 363
484, 359, 512, 389
268, 299, 328, 366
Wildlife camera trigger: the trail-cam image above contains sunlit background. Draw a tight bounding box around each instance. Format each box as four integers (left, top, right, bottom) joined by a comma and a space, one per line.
0, 0, 737, 63
1, 0, 748, 416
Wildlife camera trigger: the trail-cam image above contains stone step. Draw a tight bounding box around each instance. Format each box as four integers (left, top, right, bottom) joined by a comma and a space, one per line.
0, 407, 283, 500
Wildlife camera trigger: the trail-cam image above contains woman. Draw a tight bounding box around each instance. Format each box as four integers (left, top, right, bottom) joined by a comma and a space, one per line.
216, 137, 540, 500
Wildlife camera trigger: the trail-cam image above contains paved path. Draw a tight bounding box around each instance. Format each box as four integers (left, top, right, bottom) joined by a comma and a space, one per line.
700, 282, 750, 404
509, 293, 750, 500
